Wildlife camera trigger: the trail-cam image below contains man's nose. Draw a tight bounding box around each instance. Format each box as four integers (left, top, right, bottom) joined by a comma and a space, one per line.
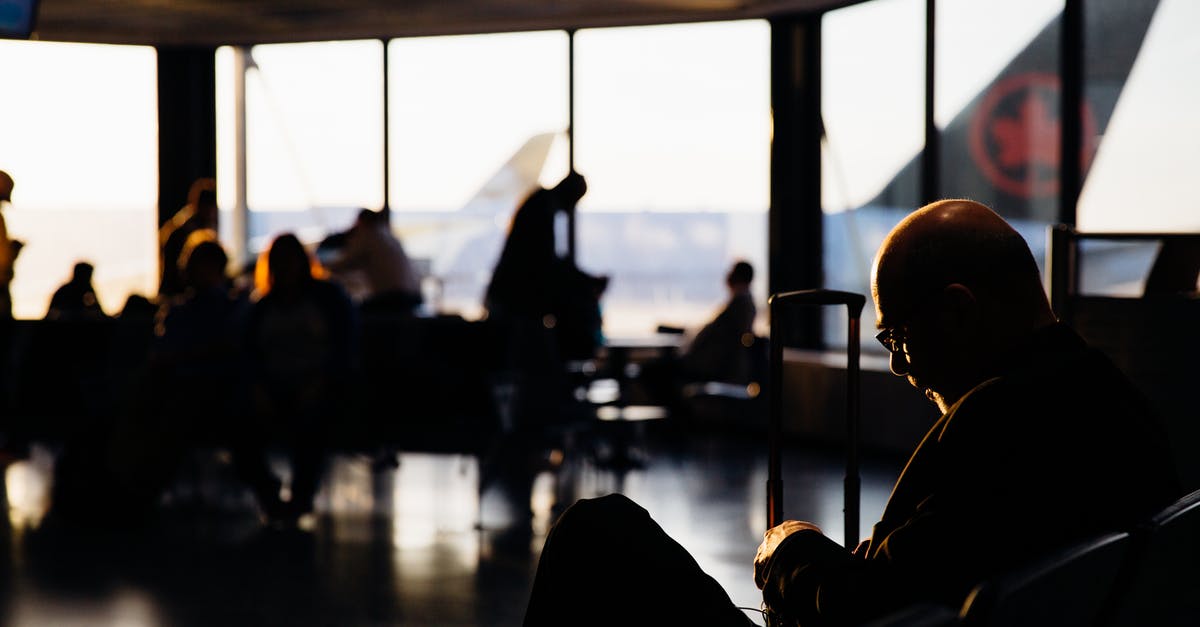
889, 350, 910, 376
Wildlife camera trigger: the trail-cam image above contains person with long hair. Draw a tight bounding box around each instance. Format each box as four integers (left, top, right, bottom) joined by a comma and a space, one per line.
245, 232, 359, 525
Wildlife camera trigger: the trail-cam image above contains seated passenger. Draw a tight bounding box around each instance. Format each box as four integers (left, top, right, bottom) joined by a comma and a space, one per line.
679, 259, 758, 383
326, 208, 424, 316
148, 234, 274, 503
522, 199, 1183, 627
45, 261, 108, 321
637, 260, 759, 413
246, 232, 359, 525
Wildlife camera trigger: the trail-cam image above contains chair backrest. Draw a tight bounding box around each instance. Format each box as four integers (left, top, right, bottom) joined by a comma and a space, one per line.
958, 531, 1132, 627
864, 602, 959, 627
1103, 488, 1200, 627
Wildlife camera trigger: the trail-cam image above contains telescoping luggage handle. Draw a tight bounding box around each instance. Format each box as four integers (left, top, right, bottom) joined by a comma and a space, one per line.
767, 289, 866, 548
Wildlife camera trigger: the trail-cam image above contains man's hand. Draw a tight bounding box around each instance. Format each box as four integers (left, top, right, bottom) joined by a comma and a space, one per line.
754, 520, 823, 589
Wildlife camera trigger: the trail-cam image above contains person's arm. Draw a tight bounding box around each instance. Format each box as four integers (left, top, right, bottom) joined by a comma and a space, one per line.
326, 229, 367, 274
756, 525, 855, 626
0, 212, 13, 281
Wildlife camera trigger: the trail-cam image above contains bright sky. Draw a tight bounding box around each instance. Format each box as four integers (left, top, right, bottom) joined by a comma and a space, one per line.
216, 21, 770, 215
0, 0, 1196, 319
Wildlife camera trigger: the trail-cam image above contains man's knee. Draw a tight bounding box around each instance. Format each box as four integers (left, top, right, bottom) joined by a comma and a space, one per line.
554, 493, 648, 536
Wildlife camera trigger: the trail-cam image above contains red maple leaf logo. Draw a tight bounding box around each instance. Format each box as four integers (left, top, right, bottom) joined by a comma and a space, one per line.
969, 72, 1098, 199
990, 90, 1060, 170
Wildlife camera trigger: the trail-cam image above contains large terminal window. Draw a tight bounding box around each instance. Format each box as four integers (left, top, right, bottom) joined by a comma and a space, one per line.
935, 0, 1063, 280
821, 0, 924, 348
573, 20, 770, 339
0, 41, 158, 319
1075, 0, 1200, 296
218, 40, 384, 256
387, 31, 569, 320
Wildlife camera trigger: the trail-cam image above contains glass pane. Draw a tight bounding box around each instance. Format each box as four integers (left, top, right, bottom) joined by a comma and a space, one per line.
388, 31, 568, 320
935, 0, 1063, 276
821, 0, 924, 348
574, 20, 770, 338
1078, 0, 1199, 233
243, 39, 384, 248
0, 41, 157, 319
1073, 0, 1199, 295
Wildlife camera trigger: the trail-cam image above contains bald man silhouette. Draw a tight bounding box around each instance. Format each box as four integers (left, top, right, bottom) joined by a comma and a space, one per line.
523, 199, 1182, 627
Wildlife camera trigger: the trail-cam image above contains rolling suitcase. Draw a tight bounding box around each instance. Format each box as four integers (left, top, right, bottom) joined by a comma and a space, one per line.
766, 289, 866, 547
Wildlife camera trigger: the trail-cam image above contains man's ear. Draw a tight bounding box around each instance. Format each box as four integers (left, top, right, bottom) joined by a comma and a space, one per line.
938, 283, 978, 333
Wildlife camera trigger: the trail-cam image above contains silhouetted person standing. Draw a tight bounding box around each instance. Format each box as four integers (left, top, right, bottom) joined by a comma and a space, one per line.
159, 177, 218, 300
0, 171, 23, 463
0, 170, 25, 319
482, 171, 606, 534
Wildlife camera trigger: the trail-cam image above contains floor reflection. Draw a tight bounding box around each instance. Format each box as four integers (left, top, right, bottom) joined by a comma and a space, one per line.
0, 431, 903, 626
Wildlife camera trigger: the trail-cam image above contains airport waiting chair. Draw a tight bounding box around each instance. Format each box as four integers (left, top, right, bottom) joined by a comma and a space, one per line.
678, 333, 769, 431
863, 602, 959, 627
1102, 487, 1200, 627
957, 530, 1132, 627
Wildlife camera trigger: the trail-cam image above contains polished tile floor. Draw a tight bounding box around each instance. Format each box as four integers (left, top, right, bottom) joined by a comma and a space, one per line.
0, 426, 906, 626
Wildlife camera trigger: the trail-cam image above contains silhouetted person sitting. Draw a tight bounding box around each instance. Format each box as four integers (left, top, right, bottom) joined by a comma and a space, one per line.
142, 234, 268, 506
1143, 237, 1200, 297
522, 199, 1183, 627
245, 232, 358, 525
326, 208, 424, 316
638, 260, 759, 414
679, 260, 757, 382
45, 261, 107, 321
159, 177, 218, 300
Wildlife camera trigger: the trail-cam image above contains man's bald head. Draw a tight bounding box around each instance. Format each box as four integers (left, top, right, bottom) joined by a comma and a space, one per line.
0, 170, 13, 203
871, 199, 1056, 410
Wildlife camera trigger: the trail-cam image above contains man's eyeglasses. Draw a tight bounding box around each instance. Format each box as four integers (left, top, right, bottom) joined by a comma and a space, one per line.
738, 606, 790, 627
875, 327, 908, 356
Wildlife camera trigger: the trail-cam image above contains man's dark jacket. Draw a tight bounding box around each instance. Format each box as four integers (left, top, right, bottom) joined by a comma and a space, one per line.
762, 323, 1183, 626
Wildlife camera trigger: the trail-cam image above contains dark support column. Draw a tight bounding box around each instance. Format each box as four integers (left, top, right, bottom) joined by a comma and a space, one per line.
921, 0, 939, 204
382, 38, 391, 218
770, 15, 824, 348
566, 28, 577, 264
1059, 0, 1083, 226
157, 47, 217, 229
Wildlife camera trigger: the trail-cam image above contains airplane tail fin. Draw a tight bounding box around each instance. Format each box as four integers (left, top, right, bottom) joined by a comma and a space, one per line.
866, 0, 1162, 221
459, 131, 557, 216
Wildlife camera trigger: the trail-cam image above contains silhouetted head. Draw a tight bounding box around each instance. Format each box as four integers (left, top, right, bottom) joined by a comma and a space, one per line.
0, 170, 13, 203
260, 233, 315, 296
552, 171, 587, 208
71, 261, 94, 284
726, 260, 754, 291
181, 234, 229, 291
356, 208, 385, 230
870, 199, 1057, 411
188, 178, 218, 226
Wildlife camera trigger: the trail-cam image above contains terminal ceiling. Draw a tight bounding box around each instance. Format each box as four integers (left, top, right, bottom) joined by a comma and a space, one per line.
31, 0, 860, 47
